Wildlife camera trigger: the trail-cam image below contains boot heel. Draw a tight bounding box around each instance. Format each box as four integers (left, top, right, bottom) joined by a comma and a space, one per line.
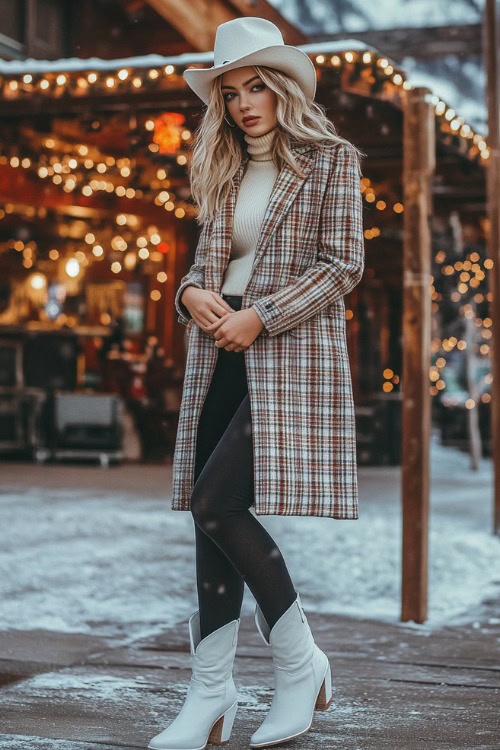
208, 698, 238, 745
314, 661, 333, 711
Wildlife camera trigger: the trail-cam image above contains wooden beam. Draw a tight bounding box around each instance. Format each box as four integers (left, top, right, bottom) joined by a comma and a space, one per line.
401, 86, 435, 624
0, 92, 197, 118
310, 23, 482, 60
145, 0, 234, 51
72, 1, 191, 59
483, 0, 500, 535
145, 0, 308, 51
25, 0, 68, 59
225, 0, 309, 44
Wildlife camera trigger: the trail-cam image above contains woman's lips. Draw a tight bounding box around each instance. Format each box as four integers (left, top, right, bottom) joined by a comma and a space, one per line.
243, 117, 260, 125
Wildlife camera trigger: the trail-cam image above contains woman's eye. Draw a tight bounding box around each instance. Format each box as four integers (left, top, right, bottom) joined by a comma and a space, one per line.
223, 84, 265, 101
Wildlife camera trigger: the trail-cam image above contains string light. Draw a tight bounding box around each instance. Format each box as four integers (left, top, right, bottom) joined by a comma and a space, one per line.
0, 49, 485, 159
0, 139, 194, 217
0, 50, 488, 339
0, 201, 171, 279
65, 258, 80, 277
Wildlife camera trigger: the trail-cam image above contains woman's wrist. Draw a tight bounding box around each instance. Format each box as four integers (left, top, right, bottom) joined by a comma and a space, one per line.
180, 284, 200, 307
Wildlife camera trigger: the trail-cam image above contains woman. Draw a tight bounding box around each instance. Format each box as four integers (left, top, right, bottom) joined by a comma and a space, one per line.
148, 16, 365, 750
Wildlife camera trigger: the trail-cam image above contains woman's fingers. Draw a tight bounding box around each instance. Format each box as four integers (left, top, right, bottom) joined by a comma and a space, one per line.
205, 310, 233, 336
210, 291, 235, 314
198, 302, 233, 331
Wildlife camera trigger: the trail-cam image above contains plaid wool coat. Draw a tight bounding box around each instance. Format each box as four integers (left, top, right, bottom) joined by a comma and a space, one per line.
172, 140, 365, 519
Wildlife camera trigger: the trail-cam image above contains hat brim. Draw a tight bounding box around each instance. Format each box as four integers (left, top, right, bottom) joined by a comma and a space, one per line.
183, 45, 317, 105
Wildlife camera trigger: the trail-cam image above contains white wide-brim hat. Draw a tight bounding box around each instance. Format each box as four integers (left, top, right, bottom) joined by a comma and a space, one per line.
183, 17, 317, 106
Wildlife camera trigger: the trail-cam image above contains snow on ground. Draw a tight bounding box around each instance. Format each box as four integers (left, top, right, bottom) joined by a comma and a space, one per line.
0, 430, 498, 640
0, 739, 91, 750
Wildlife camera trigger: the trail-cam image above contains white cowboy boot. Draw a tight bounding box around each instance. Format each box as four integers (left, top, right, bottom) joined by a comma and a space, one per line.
147, 612, 240, 750
249, 592, 332, 748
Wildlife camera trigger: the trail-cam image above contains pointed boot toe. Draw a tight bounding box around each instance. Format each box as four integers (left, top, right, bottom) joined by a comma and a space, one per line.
146, 613, 240, 750
250, 592, 332, 748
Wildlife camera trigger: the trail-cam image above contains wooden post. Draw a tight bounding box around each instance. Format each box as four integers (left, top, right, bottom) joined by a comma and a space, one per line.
483, 0, 500, 535
401, 86, 435, 623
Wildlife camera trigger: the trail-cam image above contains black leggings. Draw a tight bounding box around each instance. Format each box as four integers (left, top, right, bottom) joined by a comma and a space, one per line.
191, 294, 297, 641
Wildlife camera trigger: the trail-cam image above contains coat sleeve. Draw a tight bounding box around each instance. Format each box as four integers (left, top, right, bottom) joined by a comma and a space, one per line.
250, 143, 365, 337
174, 219, 214, 326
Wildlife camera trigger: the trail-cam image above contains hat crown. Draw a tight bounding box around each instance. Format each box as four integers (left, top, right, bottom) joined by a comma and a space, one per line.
214, 17, 284, 67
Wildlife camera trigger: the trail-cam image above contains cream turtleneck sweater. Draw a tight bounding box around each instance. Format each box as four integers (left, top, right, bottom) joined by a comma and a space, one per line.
220, 126, 279, 296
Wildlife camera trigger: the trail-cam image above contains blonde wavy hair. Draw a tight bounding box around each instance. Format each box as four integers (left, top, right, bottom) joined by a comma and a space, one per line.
188, 64, 366, 225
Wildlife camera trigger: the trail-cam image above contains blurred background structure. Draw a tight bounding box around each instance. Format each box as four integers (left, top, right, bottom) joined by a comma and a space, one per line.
0, 0, 491, 458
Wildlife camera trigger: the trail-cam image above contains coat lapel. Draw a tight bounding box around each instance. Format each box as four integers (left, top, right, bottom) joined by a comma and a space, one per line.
207, 142, 317, 292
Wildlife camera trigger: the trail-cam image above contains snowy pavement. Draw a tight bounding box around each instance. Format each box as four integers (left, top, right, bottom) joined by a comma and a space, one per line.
1, 436, 499, 749
0, 431, 498, 640
0, 595, 498, 749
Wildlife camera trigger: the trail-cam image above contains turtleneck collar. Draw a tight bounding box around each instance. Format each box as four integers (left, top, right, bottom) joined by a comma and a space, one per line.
244, 126, 277, 162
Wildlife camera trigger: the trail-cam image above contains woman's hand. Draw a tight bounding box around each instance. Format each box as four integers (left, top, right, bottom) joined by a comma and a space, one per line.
181, 287, 236, 329
206, 308, 264, 352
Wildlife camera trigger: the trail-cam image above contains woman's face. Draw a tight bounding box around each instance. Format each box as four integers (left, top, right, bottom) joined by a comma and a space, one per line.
220, 66, 277, 135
